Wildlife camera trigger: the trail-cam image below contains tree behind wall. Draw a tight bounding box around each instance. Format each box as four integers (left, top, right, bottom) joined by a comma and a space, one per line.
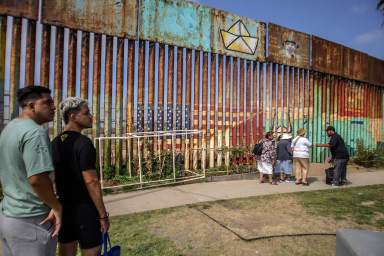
378, 0, 384, 14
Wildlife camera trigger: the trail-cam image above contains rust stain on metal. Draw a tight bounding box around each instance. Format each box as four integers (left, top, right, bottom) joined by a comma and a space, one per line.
312, 36, 343, 77
138, 41, 144, 120
0, 0, 38, 20
258, 63, 264, 139
277, 64, 282, 127
165, 45, 173, 147
43, 0, 137, 38
91, 35, 100, 138
167, 46, 173, 115
300, 68, 305, 127
232, 58, 238, 146
246, 61, 251, 146
177, 47, 183, 106
53, 27, 64, 136
115, 38, 124, 136
104, 37, 112, 136
67, 31, 76, 97
186, 49, 192, 107
103, 37, 112, 169
115, 38, 124, 173
368, 56, 384, 86
40, 25, 50, 87
268, 23, 310, 69
192, 50, 200, 169
271, 64, 276, 128
147, 42, 155, 136
25, 20, 35, 87
185, 49, 192, 168
209, 54, 215, 137
217, 54, 223, 166
342, 46, 368, 82
284, 65, 289, 130
265, 63, 270, 130
176, 47, 182, 149
217, 55, 223, 134
251, 62, 257, 143
126, 41, 134, 133
158, 44, 164, 142
80, 32, 89, 99
148, 42, 155, 118
9, 18, 21, 120
239, 59, 244, 146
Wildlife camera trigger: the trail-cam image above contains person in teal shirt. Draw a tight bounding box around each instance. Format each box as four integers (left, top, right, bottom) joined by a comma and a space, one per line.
0, 86, 62, 256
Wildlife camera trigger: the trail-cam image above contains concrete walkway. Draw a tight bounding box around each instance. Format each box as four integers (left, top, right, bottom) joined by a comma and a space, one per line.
105, 170, 384, 217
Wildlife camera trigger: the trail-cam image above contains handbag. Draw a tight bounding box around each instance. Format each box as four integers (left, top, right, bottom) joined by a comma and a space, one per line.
101, 232, 121, 256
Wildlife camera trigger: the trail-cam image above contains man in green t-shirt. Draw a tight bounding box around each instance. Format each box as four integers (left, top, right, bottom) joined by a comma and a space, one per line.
0, 86, 62, 256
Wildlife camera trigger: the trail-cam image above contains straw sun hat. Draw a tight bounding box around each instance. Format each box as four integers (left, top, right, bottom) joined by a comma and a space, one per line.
296, 128, 306, 136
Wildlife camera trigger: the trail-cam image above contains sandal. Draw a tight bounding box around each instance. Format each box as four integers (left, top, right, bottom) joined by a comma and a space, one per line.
302, 182, 309, 186
295, 181, 302, 185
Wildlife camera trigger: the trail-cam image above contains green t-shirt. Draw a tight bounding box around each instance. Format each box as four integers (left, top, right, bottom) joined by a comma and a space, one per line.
0, 118, 53, 217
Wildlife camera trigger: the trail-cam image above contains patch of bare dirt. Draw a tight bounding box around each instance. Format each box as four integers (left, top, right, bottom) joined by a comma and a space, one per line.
145, 195, 363, 256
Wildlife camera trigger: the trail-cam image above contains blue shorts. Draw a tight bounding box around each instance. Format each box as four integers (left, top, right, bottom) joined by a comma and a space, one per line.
275, 160, 293, 175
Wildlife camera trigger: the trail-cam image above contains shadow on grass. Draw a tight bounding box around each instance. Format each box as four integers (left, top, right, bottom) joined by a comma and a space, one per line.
296, 185, 384, 228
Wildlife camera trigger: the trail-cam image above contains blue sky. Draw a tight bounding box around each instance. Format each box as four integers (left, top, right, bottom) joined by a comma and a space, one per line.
193, 0, 384, 60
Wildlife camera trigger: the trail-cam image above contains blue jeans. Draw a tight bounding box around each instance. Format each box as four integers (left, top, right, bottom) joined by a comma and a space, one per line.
333, 159, 348, 185
275, 160, 293, 175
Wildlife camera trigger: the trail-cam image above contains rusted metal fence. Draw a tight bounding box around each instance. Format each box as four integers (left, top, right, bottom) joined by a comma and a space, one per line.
0, 1, 383, 181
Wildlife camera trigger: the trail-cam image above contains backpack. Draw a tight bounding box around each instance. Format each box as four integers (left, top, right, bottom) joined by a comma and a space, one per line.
252, 142, 263, 156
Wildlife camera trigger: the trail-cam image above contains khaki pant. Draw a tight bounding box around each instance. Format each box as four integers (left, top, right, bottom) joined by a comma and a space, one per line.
293, 158, 310, 182
0, 211, 57, 256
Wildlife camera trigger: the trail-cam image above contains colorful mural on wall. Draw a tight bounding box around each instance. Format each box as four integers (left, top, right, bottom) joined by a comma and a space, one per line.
43, 0, 138, 37
0, 0, 383, 170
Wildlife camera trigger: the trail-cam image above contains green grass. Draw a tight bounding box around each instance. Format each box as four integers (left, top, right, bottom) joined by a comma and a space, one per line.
296, 185, 384, 228
109, 209, 182, 256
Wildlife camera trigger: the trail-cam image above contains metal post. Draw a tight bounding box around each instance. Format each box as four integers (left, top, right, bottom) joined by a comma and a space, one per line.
172, 133, 176, 182
203, 145, 206, 178
137, 137, 142, 187
128, 136, 132, 177
97, 139, 104, 189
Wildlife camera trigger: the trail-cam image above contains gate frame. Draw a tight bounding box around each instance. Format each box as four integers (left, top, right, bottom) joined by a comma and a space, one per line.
95, 129, 206, 190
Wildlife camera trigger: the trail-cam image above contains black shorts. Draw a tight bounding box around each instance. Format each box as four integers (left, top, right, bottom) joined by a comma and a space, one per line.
59, 203, 102, 249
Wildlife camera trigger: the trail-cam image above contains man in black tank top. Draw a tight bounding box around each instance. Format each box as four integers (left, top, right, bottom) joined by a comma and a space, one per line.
51, 97, 109, 256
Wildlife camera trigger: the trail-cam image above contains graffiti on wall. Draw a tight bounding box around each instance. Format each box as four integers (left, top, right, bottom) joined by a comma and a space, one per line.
281, 31, 299, 59
268, 23, 310, 69
220, 20, 258, 55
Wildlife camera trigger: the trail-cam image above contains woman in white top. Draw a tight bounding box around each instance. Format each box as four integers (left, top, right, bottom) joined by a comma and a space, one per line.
291, 128, 312, 185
